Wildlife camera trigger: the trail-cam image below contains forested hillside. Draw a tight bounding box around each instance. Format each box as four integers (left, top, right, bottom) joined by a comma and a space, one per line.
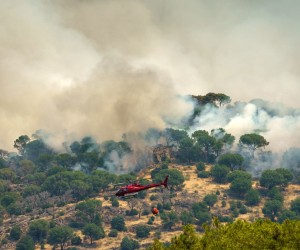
0, 93, 300, 250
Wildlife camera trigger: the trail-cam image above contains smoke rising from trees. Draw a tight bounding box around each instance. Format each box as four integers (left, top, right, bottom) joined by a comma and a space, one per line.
1, 0, 300, 153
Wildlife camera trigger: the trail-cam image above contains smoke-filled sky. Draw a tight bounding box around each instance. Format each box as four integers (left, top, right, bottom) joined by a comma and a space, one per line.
1, 0, 300, 151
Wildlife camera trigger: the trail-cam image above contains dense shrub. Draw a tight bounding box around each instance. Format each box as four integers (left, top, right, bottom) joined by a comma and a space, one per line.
125, 209, 138, 216
149, 220, 300, 250
135, 225, 150, 238
120, 237, 139, 250
108, 229, 118, 237
111, 216, 126, 231
245, 189, 260, 206
196, 162, 205, 171
197, 171, 210, 178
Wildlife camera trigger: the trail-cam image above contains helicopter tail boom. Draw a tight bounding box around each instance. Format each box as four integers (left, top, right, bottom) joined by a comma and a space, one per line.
162, 175, 169, 188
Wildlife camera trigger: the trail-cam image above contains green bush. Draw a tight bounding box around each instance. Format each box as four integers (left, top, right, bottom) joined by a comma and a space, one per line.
71, 236, 82, 245
197, 171, 210, 178
120, 236, 139, 250
147, 216, 155, 225
150, 219, 300, 249
221, 200, 226, 207
245, 189, 260, 206
239, 205, 248, 214
163, 203, 172, 210
135, 225, 150, 238
111, 216, 126, 231
111, 197, 119, 207
150, 195, 158, 201
196, 162, 205, 171
10, 226, 22, 241
142, 210, 150, 216
218, 215, 233, 223
108, 229, 118, 237
210, 165, 230, 183
125, 209, 138, 216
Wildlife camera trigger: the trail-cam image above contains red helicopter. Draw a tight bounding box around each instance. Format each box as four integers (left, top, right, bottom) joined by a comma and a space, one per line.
115, 176, 169, 198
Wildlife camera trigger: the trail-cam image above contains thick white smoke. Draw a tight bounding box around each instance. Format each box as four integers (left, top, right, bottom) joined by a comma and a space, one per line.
0, 0, 299, 152
190, 100, 300, 153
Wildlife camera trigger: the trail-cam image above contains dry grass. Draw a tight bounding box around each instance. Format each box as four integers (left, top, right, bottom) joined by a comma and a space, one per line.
2, 164, 298, 250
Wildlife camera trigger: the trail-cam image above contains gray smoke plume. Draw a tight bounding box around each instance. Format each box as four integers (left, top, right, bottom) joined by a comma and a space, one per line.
190, 99, 300, 175
1, 0, 300, 154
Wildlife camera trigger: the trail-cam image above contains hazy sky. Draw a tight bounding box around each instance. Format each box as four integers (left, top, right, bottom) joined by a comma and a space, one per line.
1, 0, 299, 150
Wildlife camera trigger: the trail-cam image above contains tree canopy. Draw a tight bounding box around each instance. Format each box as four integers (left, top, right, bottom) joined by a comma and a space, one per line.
239, 133, 269, 156
47, 225, 73, 250
150, 219, 300, 250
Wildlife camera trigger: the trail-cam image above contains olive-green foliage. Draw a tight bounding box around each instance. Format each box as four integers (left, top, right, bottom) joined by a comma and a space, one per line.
229, 177, 252, 197
164, 128, 189, 146
147, 216, 155, 225
291, 197, 300, 215
70, 180, 90, 201
262, 200, 283, 221
239, 205, 248, 214
110, 196, 119, 207
150, 194, 158, 201
1, 192, 19, 207
160, 211, 179, 229
197, 171, 210, 178
82, 223, 105, 244
17, 160, 37, 176
0, 158, 7, 169
278, 210, 299, 223
150, 219, 300, 250
89, 173, 115, 196
14, 135, 30, 155
203, 194, 218, 207
192, 130, 217, 163
24, 139, 53, 162
167, 224, 201, 250
260, 168, 293, 189
22, 184, 41, 198
0, 180, 8, 194
0, 168, 16, 181
176, 137, 199, 163
267, 187, 284, 203
75, 199, 102, 224
152, 168, 184, 190
135, 225, 150, 238
125, 209, 138, 216
218, 153, 244, 170
111, 215, 127, 231
245, 189, 260, 206
210, 164, 230, 183
202, 219, 300, 250
192, 202, 211, 226
108, 229, 118, 237
71, 235, 82, 245
10, 225, 22, 241
28, 219, 49, 243
180, 211, 195, 225
196, 162, 205, 171
120, 236, 139, 250
221, 200, 226, 207
274, 168, 293, 186
192, 93, 231, 108
47, 225, 73, 250
16, 235, 35, 250
239, 133, 269, 155
227, 170, 252, 183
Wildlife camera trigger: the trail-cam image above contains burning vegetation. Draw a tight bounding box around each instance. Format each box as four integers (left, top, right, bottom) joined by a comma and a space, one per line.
0, 93, 300, 249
